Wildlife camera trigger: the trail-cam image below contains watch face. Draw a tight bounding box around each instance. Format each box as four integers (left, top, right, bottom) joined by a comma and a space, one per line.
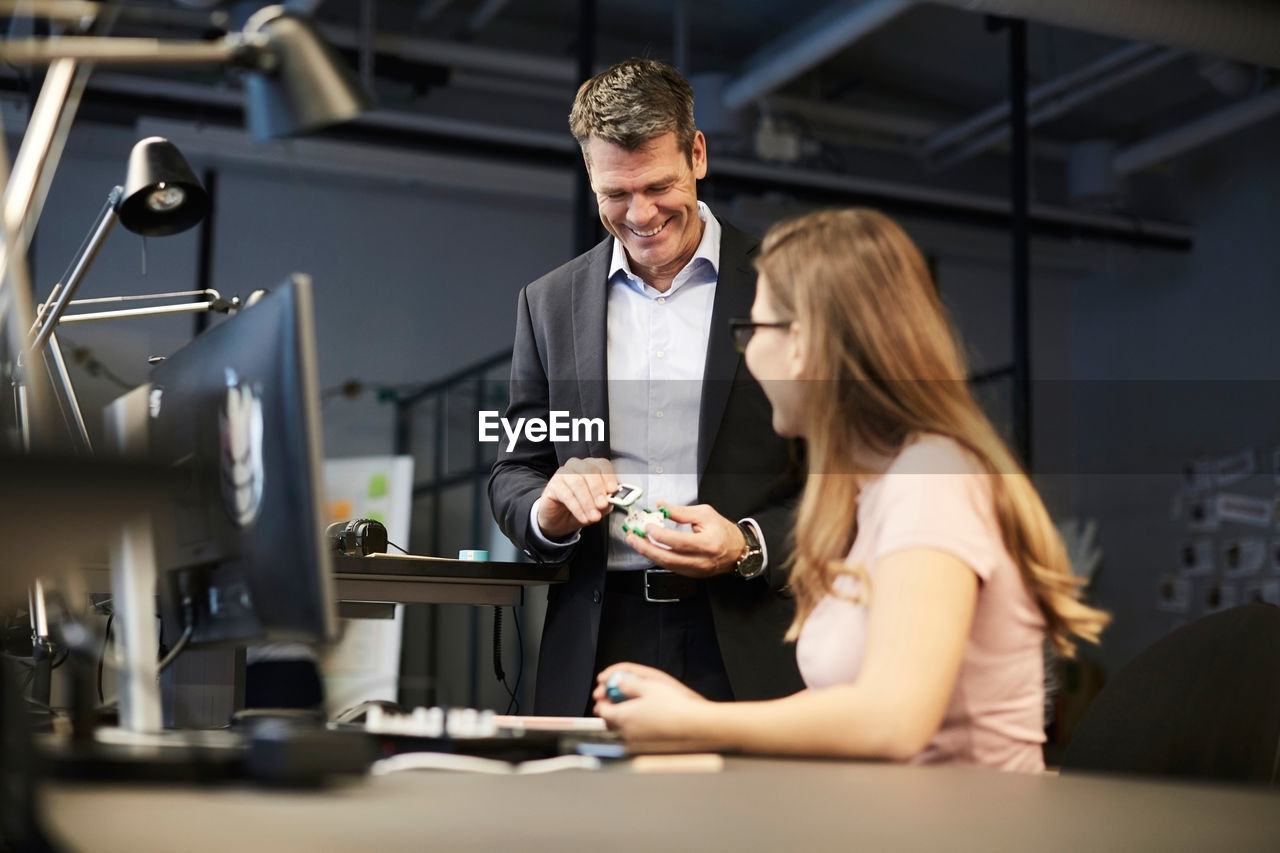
736, 549, 764, 578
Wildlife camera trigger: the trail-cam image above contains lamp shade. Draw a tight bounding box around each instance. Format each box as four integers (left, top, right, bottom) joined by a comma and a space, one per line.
117, 136, 211, 236
242, 7, 372, 141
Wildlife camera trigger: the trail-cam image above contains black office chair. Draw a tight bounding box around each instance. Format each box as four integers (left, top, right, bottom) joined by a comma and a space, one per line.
1061, 603, 1280, 786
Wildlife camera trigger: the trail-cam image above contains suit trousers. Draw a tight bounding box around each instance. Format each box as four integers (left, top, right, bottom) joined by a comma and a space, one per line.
588, 570, 734, 714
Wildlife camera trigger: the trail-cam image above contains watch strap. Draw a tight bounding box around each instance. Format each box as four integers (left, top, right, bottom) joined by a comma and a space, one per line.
735, 519, 766, 579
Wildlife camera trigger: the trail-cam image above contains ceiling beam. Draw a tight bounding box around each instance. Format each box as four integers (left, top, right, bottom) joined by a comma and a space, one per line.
928, 0, 1280, 70
460, 0, 512, 38
722, 0, 914, 111
713, 155, 1193, 248
415, 0, 456, 28
930, 47, 1183, 171
1114, 85, 1280, 174
923, 42, 1156, 155
319, 24, 578, 83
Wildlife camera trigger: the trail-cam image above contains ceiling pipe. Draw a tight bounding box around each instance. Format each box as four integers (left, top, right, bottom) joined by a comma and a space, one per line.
923, 42, 1156, 155
766, 93, 941, 139
710, 156, 1193, 247
931, 47, 1183, 170
722, 0, 914, 111
928, 0, 1280, 69
1113, 85, 1280, 174
415, 0, 456, 28
319, 25, 578, 84
461, 0, 511, 38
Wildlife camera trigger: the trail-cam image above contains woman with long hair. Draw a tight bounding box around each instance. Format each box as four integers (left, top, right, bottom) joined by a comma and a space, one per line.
594, 208, 1109, 772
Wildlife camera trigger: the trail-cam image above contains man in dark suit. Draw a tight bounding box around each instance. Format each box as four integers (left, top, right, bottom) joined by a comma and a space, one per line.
489, 58, 804, 716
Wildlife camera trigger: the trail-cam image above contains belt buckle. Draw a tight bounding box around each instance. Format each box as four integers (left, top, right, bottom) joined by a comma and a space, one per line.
643, 569, 679, 604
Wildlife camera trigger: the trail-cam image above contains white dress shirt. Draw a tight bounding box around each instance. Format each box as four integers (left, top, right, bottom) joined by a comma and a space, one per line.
529, 203, 765, 573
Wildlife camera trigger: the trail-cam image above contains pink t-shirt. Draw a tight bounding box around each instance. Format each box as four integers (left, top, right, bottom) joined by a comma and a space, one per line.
794, 435, 1047, 773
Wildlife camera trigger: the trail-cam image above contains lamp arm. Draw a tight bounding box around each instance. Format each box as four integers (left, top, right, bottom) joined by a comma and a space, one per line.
44, 330, 93, 452
30, 187, 124, 354
0, 35, 253, 67
57, 298, 228, 324
26, 289, 232, 455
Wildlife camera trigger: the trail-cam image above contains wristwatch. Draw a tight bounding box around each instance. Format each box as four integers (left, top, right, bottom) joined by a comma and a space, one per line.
734, 520, 766, 580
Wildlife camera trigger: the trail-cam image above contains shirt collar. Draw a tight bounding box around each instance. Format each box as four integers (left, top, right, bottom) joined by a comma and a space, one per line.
609, 201, 720, 290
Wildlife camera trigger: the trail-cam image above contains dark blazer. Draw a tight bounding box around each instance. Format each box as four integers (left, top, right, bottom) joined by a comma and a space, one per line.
488, 221, 806, 716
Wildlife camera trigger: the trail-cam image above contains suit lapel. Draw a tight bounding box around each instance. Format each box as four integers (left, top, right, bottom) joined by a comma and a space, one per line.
698, 222, 759, 475
571, 238, 613, 456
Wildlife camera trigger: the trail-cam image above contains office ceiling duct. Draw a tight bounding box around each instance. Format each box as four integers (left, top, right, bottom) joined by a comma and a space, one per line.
930, 0, 1280, 69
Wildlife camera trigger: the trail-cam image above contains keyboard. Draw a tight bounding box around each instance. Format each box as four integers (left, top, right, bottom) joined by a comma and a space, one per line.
355, 706, 625, 761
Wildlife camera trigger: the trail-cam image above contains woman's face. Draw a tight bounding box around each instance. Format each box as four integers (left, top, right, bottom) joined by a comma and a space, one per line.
744, 275, 806, 438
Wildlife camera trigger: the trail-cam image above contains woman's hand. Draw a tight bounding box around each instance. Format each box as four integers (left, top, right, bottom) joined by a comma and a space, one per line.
591, 663, 722, 752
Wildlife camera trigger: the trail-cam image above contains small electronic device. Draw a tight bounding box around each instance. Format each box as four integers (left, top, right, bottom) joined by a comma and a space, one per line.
606, 483, 642, 509
604, 672, 635, 703
326, 518, 388, 557
622, 505, 670, 541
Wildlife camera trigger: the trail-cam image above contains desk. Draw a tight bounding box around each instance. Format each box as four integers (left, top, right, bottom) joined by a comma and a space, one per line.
83, 555, 568, 610
41, 758, 1280, 851
332, 554, 568, 607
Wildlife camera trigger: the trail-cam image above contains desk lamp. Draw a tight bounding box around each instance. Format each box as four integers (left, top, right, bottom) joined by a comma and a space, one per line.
0, 1, 372, 440
26, 136, 212, 452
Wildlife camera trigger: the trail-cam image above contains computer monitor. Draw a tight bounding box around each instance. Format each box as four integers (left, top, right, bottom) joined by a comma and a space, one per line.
103, 273, 335, 733
146, 274, 336, 647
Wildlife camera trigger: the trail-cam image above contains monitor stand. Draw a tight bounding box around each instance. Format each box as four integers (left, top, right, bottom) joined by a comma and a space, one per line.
102, 384, 164, 739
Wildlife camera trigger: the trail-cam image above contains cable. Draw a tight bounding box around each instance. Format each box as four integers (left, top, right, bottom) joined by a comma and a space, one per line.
492, 605, 520, 714
387, 540, 410, 555
492, 605, 507, 683
156, 623, 193, 672
508, 606, 524, 716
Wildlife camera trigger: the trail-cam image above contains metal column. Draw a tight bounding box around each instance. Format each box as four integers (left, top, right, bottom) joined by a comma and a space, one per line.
1008, 18, 1031, 468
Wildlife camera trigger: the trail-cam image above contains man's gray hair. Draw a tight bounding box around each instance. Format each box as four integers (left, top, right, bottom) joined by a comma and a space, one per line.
569, 58, 697, 163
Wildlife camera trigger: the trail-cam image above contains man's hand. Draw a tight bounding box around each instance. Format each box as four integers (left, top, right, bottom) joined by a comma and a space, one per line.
624, 502, 747, 578
536, 457, 619, 540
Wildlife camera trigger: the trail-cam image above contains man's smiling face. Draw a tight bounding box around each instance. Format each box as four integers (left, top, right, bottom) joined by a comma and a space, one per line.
585, 130, 708, 289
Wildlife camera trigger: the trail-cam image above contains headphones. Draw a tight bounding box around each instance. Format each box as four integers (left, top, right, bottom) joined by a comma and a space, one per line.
326, 518, 388, 557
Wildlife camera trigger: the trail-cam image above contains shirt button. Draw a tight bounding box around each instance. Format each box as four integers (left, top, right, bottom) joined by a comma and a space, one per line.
655, 466, 664, 474
592, 590, 602, 605
656, 351, 665, 359
657, 297, 666, 304
655, 410, 664, 418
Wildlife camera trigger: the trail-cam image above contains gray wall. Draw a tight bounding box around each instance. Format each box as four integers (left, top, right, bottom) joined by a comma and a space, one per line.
1069, 113, 1280, 675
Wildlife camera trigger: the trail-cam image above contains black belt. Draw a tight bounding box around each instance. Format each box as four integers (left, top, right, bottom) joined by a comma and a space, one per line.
606, 569, 699, 603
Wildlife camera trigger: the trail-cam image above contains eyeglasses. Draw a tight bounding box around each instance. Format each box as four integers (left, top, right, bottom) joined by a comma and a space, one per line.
729, 318, 791, 354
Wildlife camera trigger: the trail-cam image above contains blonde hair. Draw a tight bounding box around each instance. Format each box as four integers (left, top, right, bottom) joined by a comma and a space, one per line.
755, 208, 1108, 656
